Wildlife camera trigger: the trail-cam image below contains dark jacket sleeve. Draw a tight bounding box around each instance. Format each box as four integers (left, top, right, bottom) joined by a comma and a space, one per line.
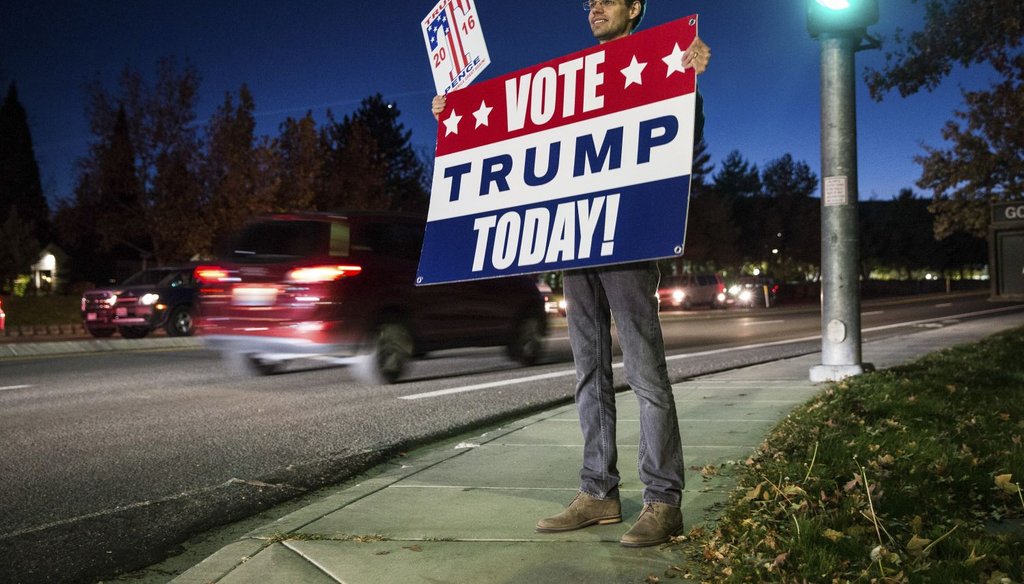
693, 88, 705, 145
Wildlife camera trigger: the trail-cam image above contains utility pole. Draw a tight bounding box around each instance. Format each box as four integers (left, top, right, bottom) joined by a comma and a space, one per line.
806, 0, 878, 383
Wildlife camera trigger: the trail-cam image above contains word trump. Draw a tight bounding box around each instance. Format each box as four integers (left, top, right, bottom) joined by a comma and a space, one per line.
471, 195, 620, 272
442, 115, 678, 203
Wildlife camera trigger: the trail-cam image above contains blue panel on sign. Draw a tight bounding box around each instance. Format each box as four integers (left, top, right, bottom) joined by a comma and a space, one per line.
416, 175, 690, 285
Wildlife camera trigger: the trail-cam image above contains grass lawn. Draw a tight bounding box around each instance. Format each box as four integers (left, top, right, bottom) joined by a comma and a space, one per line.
670, 328, 1024, 583
1, 294, 81, 327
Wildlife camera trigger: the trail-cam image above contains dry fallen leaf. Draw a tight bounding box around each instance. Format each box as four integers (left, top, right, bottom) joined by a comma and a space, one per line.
906, 534, 932, 558
995, 474, 1020, 494
743, 482, 765, 502
782, 485, 807, 498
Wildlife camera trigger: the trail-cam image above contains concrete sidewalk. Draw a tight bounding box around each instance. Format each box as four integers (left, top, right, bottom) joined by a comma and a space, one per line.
170, 312, 1024, 584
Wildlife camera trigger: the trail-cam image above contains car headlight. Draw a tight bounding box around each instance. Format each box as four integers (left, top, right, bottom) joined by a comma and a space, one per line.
140, 293, 161, 306
672, 290, 685, 302
738, 290, 753, 302
729, 285, 741, 295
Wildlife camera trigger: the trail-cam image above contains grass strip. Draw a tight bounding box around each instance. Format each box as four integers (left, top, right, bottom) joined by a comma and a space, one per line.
2, 294, 81, 327
673, 327, 1024, 583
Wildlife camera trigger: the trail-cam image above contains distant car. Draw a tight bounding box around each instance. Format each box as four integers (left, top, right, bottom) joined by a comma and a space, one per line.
657, 272, 727, 310
195, 211, 549, 384
0, 297, 6, 332
81, 266, 200, 338
538, 283, 567, 317
727, 276, 779, 308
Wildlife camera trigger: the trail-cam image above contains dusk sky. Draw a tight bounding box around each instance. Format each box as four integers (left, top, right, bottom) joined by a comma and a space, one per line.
1, 1, 997, 207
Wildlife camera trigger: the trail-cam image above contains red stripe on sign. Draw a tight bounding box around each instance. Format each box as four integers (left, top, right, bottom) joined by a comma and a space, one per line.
435, 16, 697, 157
448, 3, 468, 68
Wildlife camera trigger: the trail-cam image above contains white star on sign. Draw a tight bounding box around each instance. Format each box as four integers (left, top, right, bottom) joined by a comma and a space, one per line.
621, 55, 647, 88
473, 100, 493, 128
662, 42, 687, 76
443, 109, 463, 136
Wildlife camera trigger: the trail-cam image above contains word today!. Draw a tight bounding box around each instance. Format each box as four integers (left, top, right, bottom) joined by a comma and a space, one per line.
471, 194, 620, 272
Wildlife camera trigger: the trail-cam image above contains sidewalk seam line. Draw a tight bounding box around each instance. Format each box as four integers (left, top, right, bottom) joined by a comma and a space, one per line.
281, 540, 345, 583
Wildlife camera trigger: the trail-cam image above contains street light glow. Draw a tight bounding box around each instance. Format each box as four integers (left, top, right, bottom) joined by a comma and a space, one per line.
816, 0, 852, 9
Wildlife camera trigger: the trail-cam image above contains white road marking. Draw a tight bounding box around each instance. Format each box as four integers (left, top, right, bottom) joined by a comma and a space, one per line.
862, 310, 884, 316
399, 304, 1024, 401
0, 384, 32, 392
741, 320, 785, 326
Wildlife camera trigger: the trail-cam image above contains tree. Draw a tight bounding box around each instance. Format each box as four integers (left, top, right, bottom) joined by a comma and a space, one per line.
0, 206, 40, 293
864, 0, 1023, 99
918, 69, 1024, 238
860, 189, 934, 278
84, 106, 148, 253
318, 111, 388, 211
67, 58, 203, 269
275, 112, 321, 211
681, 139, 741, 270
864, 0, 1024, 239
0, 83, 49, 243
145, 58, 204, 261
319, 94, 428, 214
201, 84, 278, 248
711, 150, 761, 200
859, 188, 987, 277
759, 154, 820, 270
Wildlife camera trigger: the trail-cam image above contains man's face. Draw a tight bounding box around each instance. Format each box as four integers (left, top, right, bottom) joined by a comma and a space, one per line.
589, 0, 639, 44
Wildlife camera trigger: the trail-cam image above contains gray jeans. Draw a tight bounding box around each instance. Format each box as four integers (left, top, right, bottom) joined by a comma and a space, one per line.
563, 262, 684, 506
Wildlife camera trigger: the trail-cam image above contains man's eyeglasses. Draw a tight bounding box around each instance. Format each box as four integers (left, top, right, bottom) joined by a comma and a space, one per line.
582, 0, 621, 11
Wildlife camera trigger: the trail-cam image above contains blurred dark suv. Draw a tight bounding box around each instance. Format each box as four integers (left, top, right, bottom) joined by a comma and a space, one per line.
657, 272, 727, 310
80, 266, 199, 338
196, 211, 548, 384
727, 275, 779, 308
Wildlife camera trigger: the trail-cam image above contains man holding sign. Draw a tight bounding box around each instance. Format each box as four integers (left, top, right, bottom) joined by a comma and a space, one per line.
431, 0, 709, 547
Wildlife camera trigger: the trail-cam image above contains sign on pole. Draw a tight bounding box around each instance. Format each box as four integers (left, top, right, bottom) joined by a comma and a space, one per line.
417, 16, 699, 285
422, 0, 491, 95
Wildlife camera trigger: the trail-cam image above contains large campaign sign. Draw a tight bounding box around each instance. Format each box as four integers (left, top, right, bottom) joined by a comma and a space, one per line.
422, 0, 491, 95
417, 16, 699, 285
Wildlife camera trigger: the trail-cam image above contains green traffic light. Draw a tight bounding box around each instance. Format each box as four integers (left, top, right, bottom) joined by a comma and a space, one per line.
807, 0, 878, 36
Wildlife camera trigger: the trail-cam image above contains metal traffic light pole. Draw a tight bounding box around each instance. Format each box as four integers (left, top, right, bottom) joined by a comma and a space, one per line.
809, 32, 866, 382
807, 1, 878, 383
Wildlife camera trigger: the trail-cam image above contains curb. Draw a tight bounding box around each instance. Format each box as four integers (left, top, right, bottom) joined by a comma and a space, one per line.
0, 336, 204, 359
1, 323, 88, 338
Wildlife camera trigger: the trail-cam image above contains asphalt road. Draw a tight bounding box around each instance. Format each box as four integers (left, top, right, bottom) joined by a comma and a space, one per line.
0, 291, 1017, 583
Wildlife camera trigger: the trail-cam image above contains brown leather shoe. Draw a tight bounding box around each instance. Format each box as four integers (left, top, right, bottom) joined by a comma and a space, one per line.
536, 491, 622, 532
619, 502, 683, 547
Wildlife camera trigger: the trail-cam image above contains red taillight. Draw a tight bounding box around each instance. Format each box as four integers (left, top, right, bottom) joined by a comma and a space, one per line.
286, 265, 362, 283
195, 265, 229, 283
